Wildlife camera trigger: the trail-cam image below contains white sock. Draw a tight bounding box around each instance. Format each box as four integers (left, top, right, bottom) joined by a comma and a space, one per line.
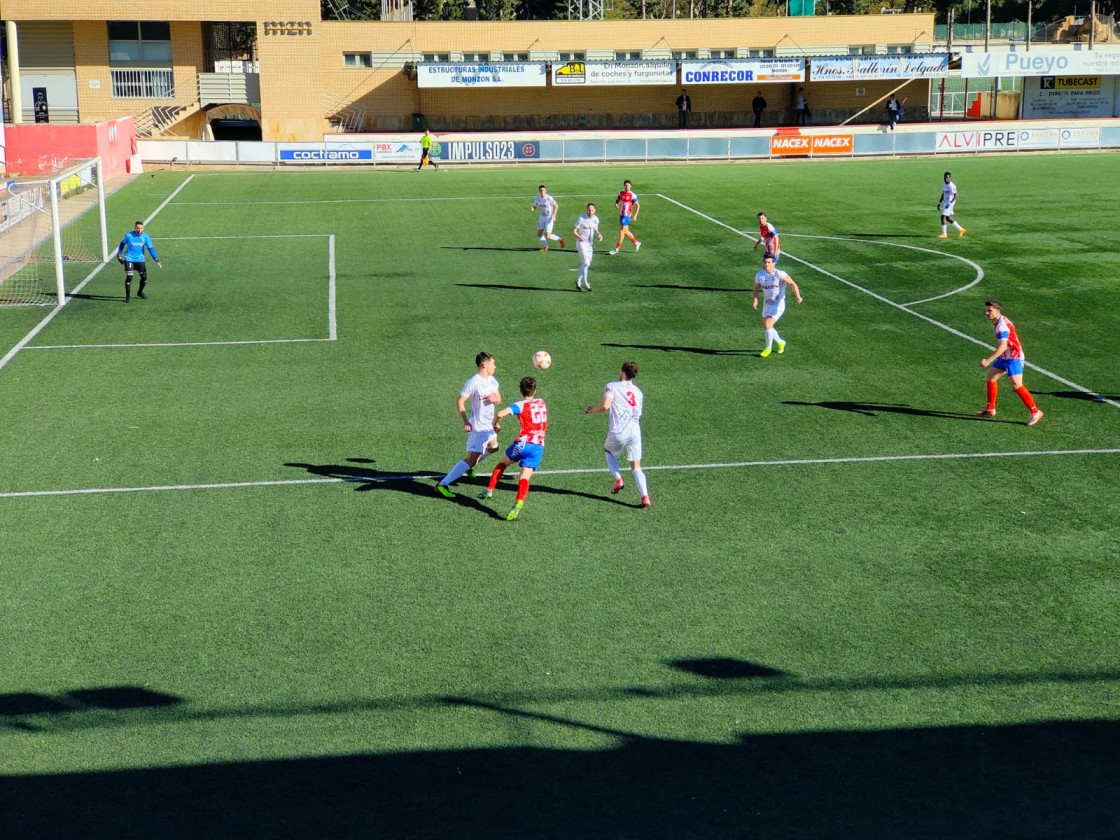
606, 452, 621, 476
771, 328, 783, 344
580, 265, 590, 286
441, 459, 470, 486
539, 236, 549, 247
952, 221, 963, 231
941, 224, 948, 234
633, 468, 649, 497
764, 328, 776, 348
549, 233, 560, 241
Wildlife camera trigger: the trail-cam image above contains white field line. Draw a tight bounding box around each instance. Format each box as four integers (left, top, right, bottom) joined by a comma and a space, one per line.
174, 194, 604, 205
1, 448, 1116, 500
657, 193, 1120, 412
25, 232, 338, 351
0, 176, 196, 373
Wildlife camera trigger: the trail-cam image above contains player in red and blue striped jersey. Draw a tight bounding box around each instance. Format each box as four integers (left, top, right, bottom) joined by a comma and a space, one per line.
977, 300, 1043, 426
479, 376, 549, 521
753, 212, 780, 263
609, 180, 641, 255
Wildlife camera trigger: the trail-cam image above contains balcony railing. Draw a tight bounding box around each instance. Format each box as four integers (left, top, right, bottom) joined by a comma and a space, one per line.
111, 68, 175, 99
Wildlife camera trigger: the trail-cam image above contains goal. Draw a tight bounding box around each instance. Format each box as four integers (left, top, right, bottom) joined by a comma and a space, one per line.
0, 158, 110, 306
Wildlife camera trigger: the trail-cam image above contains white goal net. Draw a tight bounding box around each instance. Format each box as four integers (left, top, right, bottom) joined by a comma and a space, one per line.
0, 158, 109, 306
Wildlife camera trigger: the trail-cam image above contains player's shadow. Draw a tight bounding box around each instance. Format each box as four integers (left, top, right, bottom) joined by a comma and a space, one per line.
456, 283, 580, 294
781, 400, 1019, 422
443, 246, 544, 253
632, 283, 748, 293
66, 293, 128, 303
1, 686, 181, 733
1036, 390, 1120, 404
602, 341, 754, 356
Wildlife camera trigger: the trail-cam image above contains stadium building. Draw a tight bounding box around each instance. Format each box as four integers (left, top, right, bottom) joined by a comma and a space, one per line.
1, 0, 937, 140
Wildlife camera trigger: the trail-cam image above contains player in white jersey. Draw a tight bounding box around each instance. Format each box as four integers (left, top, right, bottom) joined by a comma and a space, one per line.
437, 351, 502, 498
584, 360, 650, 508
532, 185, 565, 252
573, 203, 604, 292
752, 254, 803, 358
938, 171, 966, 239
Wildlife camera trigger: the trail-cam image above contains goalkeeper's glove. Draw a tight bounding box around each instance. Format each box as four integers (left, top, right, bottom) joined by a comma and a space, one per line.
117, 255, 124, 264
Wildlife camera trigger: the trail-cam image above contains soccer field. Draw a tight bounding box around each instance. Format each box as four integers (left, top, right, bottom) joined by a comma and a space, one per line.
2, 155, 1119, 838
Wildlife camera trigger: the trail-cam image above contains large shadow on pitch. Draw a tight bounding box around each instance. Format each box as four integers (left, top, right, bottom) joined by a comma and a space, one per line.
3, 715, 1116, 838
782, 400, 1019, 423
602, 342, 754, 357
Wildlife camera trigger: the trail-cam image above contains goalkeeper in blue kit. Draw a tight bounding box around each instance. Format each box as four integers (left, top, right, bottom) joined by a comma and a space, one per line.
117, 220, 162, 302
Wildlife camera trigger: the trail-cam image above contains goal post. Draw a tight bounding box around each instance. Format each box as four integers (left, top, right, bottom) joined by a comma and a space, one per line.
0, 157, 110, 306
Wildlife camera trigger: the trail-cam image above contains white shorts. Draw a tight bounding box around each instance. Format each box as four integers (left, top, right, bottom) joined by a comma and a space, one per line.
577, 241, 594, 266
467, 429, 498, 454
605, 427, 643, 463
762, 298, 786, 322
538, 217, 555, 234
941, 201, 956, 217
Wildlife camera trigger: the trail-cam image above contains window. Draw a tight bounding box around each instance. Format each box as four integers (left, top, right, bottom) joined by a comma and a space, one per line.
462, 52, 488, 62
422, 53, 451, 62
499, 53, 529, 61
108, 21, 171, 63
558, 52, 585, 62
746, 48, 775, 58
885, 44, 913, 54
849, 45, 877, 55
344, 52, 372, 68
615, 50, 642, 60
710, 49, 737, 59
672, 50, 698, 59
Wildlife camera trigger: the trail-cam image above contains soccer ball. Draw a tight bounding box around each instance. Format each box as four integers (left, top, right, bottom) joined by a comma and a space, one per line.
532, 350, 552, 370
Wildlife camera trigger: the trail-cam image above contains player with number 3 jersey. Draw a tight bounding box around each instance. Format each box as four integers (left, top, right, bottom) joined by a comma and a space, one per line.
585, 361, 650, 508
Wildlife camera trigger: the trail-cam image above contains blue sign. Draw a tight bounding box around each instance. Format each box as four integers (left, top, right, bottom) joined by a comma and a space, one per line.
279, 147, 373, 162
439, 141, 539, 161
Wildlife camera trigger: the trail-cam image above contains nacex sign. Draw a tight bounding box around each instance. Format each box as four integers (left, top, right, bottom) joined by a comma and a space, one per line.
770, 134, 853, 156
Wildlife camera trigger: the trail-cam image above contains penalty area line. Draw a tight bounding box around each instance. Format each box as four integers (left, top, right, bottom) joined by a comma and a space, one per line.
1, 448, 1116, 500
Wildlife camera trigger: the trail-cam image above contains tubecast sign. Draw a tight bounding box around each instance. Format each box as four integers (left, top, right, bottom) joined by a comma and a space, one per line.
279, 146, 373, 162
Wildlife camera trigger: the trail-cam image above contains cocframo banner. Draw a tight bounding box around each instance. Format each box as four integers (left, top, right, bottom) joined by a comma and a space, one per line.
553, 61, 676, 86
809, 54, 949, 81
681, 58, 806, 85
417, 63, 548, 89
770, 134, 853, 156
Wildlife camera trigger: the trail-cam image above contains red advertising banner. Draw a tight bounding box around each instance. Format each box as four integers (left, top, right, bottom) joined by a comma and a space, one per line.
770, 134, 853, 156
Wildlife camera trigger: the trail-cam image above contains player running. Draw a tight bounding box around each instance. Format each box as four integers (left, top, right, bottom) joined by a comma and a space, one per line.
532, 185, 565, 252
752, 212, 780, 263
752, 255, 803, 358
609, 180, 641, 255
977, 299, 1043, 426
116, 221, 162, 303
584, 360, 650, 509
574, 203, 604, 292
479, 376, 548, 521
436, 352, 501, 498
938, 171, 966, 239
